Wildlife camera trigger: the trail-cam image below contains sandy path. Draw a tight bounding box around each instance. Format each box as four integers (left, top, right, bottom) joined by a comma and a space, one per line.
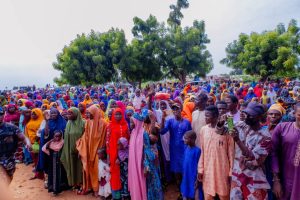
9, 164, 178, 200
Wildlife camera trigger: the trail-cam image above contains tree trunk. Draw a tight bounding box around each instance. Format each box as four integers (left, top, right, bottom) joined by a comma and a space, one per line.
178, 73, 186, 85
138, 80, 142, 89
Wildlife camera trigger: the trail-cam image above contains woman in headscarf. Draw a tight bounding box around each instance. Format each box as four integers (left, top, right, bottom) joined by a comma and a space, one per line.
42, 99, 49, 105
105, 99, 117, 117
99, 102, 106, 113
25, 108, 44, 179
4, 104, 20, 126
181, 101, 195, 122
82, 94, 93, 106
78, 102, 87, 120
76, 105, 108, 196
128, 109, 147, 200
67, 100, 75, 108
154, 100, 173, 184
36, 108, 66, 177
143, 110, 164, 200
34, 100, 43, 108
116, 101, 126, 115
25, 101, 35, 110
107, 108, 130, 200
61, 107, 85, 189
125, 106, 134, 130
220, 89, 229, 101
41, 104, 50, 112
17, 99, 26, 107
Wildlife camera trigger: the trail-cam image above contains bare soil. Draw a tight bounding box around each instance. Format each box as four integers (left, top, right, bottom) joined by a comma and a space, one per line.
9, 164, 179, 200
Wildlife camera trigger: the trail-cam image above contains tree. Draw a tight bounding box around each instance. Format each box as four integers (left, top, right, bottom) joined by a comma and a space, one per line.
158, 0, 213, 84
118, 15, 164, 88
53, 29, 126, 86
167, 0, 189, 27
221, 19, 300, 80
160, 20, 213, 83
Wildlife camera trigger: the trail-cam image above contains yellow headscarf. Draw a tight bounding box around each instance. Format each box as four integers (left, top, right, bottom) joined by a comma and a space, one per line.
268, 103, 286, 115
25, 108, 44, 144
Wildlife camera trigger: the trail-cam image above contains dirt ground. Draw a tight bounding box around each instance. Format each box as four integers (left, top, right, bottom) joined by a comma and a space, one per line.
9, 164, 179, 200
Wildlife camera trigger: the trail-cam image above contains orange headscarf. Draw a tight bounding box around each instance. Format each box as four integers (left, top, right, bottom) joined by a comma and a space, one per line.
42, 104, 50, 110
181, 101, 195, 122
25, 108, 44, 144
76, 104, 108, 192
83, 94, 93, 106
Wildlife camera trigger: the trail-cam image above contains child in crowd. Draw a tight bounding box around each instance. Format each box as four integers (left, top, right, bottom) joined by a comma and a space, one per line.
117, 137, 130, 200
42, 130, 66, 195
98, 148, 112, 199
181, 130, 203, 200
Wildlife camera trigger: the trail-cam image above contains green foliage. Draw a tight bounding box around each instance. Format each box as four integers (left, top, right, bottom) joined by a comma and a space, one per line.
221, 19, 300, 80
161, 20, 213, 83
167, 0, 189, 27
53, 29, 126, 86
54, 0, 213, 85
119, 15, 164, 87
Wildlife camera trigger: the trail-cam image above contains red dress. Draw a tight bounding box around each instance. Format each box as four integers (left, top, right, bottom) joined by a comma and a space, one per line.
107, 108, 129, 191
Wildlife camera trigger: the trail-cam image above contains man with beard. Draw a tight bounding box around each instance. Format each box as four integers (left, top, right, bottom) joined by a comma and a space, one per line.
229, 102, 272, 200
0, 106, 31, 183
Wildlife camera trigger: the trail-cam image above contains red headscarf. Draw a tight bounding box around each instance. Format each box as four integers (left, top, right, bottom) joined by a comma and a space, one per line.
25, 101, 35, 109
116, 101, 126, 115
107, 108, 129, 190
67, 100, 74, 108
4, 104, 20, 124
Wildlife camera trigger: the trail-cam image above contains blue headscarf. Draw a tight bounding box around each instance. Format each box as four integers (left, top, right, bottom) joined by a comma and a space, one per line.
34, 100, 43, 108
48, 108, 67, 139
133, 108, 149, 121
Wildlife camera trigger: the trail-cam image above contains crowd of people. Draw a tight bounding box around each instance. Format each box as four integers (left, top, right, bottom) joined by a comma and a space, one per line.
0, 77, 300, 200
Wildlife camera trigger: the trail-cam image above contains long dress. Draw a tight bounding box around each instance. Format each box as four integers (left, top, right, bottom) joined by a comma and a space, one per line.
76, 105, 107, 192
37, 109, 66, 174
272, 122, 300, 200
143, 132, 164, 200
60, 107, 85, 186
128, 117, 147, 200
48, 149, 68, 194
107, 108, 129, 198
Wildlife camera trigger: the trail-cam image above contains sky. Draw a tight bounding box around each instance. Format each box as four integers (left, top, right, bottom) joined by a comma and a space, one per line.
0, 0, 299, 89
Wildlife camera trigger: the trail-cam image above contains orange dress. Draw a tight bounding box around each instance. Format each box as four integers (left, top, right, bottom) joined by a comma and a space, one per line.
76, 105, 107, 192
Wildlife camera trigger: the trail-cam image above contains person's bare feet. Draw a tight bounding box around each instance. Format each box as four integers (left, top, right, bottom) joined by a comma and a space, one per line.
93, 191, 98, 197
29, 176, 37, 180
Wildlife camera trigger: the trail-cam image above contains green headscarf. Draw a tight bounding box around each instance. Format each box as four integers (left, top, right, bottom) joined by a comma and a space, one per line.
60, 107, 85, 186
